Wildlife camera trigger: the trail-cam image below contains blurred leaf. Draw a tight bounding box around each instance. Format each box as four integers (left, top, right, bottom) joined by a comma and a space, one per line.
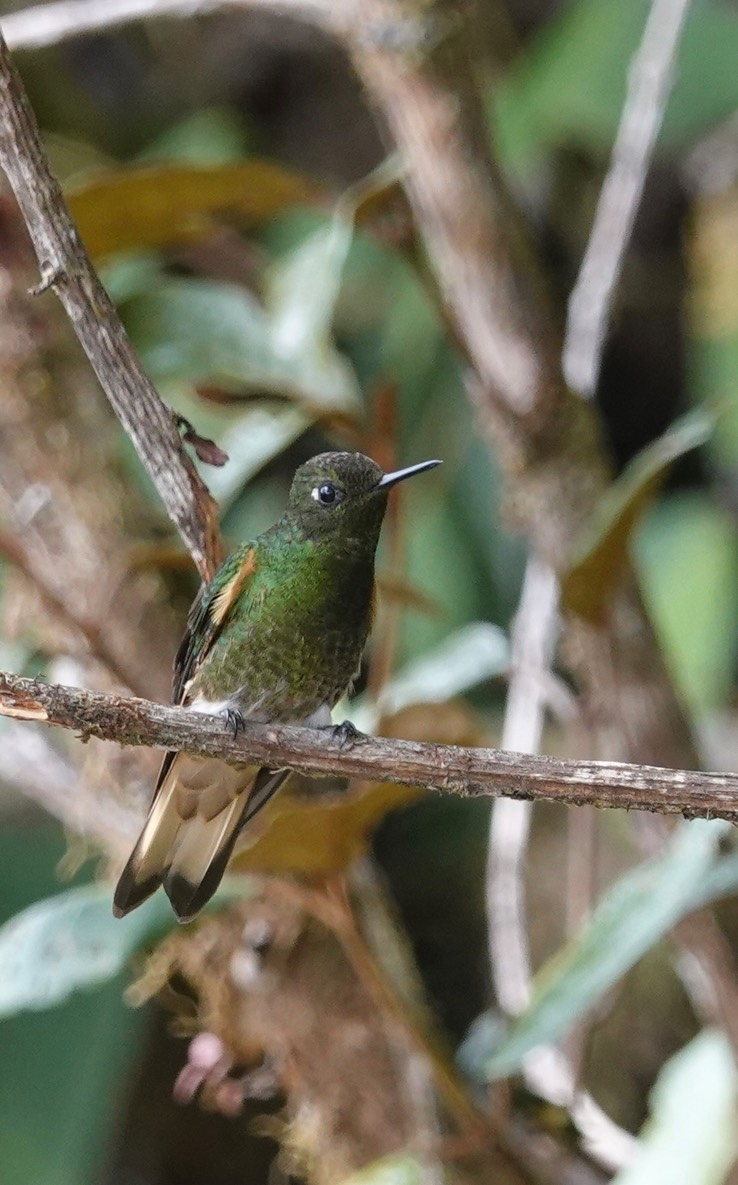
202, 403, 310, 508
0, 824, 147, 1185
0, 879, 256, 1017
97, 249, 164, 303
0, 885, 175, 1017
232, 777, 422, 879
635, 493, 738, 711
351, 623, 509, 734
123, 198, 365, 505
267, 208, 353, 358
343, 1155, 424, 1185
139, 106, 251, 165
496, 0, 738, 171
689, 188, 738, 469
562, 409, 714, 622
612, 1031, 738, 1185
124, 277, 359, 428
397, 482, 486, 666
124, 222, 362, 421
482, 820, 738, 1079
264, 207, 362, 425
67, 160, 322, 258
2, 979, 142, 1185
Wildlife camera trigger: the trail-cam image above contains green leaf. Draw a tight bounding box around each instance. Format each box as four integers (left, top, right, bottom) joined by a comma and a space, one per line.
124, 234, 362, 420
342, 1155, 425, 1185
0, 825, 148, 1185
123, 275, 359, 498
612, 1031, 738, 1185
138, 106, 250, 166
267, 209, 354, 362
0, 879, 256, 1017
482, 820, 738, 1079
122, 198, 365, 505
635, 492, 738, 711
562, 409, 714, 622
0, 885, 173, 1017
265, 207, 362, 418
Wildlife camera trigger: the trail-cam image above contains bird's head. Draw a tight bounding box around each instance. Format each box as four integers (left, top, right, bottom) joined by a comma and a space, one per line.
286, 451, 441, 552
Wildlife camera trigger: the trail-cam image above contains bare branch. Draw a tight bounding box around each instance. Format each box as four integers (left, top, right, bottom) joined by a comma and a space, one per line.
0, 0, 335, 50
488, 558, 561, 1017
564, 0, 693, 397
0, 527, 145, 693
1, 671, 737, 825
0, 32, 221, 579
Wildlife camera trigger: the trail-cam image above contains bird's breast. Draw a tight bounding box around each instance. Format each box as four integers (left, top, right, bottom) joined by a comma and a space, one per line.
193, 554, 374, 720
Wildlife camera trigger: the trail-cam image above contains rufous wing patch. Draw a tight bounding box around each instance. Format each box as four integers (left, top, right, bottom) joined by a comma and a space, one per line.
210, 547, 257, 626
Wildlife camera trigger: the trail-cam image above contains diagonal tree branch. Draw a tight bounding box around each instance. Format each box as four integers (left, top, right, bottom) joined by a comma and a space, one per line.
2, 670, 737, 825
0, 527, 146, 694
0, 32, 222, 581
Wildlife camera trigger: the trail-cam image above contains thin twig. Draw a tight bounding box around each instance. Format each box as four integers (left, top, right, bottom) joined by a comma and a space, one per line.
564, 0, 693, 397
490, 0, 694, 1162
0, 0, 335, 50
1, 672, 737, 822
487, 558, 560, 1016
488, 566, 634, 1170
0, 32, 221, 580
0, 527, 145, 694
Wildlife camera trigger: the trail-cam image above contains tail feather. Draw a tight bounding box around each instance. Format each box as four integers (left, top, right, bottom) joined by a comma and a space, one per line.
162, 800, 251, 922
113, 756, 289, 922
112, 770, 182, 918
163, 767, 289, 921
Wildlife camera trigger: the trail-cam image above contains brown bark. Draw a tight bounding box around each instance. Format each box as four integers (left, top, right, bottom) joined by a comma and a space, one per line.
2, 671, 736, 823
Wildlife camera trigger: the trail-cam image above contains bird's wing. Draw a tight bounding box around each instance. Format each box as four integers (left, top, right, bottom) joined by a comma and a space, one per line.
112, 543, 275, 923
172, 542, 258, 705
152, 541, 259, 814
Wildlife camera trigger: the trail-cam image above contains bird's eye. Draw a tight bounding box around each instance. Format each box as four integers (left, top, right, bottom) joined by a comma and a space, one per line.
312, 482, 342, 506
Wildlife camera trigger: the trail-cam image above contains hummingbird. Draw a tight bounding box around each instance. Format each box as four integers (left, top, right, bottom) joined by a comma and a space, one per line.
113, 450, 440, 922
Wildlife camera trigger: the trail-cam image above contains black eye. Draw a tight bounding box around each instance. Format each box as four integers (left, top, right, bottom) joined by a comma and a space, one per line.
313, 482, 342, 506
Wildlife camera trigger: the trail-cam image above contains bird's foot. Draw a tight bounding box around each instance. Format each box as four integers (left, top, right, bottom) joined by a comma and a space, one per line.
223, 707, 245, 739
326, 719, 365, 749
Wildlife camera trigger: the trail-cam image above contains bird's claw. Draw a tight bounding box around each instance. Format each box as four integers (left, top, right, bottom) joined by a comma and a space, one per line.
223, 707, 245, 739
328, 719, 365, 749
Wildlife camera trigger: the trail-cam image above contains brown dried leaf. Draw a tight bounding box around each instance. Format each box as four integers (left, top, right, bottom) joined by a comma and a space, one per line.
175, 415, 229, 467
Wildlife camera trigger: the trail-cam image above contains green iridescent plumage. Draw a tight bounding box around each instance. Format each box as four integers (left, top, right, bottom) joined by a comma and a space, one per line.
113, 451, 440, 922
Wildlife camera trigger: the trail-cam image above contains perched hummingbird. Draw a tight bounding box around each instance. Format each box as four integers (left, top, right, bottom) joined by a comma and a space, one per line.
113, 451, 440, 922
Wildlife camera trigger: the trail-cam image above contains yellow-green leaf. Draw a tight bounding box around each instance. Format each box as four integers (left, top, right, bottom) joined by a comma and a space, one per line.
562, 409, 714, 622
66, 161, 323, 258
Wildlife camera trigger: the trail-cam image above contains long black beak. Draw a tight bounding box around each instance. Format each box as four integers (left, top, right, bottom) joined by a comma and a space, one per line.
376, 459, 442, 490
